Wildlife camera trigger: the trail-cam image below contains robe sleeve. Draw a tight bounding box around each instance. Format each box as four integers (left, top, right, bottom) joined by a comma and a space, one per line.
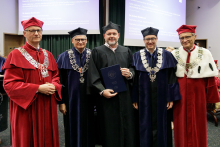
206, 77, 220, 103
3, 66, 39, 110
167, 67, 182, 102
128, 48, 135, 79
131, 70, 139, 103
57, 69, 69, 104
0, 56, 6, 74
49, 52, 62, 102
3, 51, 62, 109
87, 49, 105, 94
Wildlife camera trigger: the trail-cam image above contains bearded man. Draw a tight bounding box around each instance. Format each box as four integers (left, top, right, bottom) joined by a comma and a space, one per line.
87, 22, 137, 147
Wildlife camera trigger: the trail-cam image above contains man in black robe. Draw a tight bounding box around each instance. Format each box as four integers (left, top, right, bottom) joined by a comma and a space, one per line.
56, 28, 94, 147
132, 27, 181, 147
87, 22, 137, 147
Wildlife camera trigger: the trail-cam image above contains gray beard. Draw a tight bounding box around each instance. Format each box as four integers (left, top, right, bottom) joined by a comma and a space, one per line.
107, 40, 118, 46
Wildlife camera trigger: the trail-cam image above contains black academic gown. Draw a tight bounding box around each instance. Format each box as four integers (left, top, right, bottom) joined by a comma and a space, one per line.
132, 48, 181, 147
56, 47, 95, 147
87, 45, 137, 147
0, 56, 7, 132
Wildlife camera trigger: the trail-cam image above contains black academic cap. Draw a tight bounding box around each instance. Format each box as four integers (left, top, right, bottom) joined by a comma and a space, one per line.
68, 27, 88, 38
102, 22, 120, 34
141, 27, 159, 38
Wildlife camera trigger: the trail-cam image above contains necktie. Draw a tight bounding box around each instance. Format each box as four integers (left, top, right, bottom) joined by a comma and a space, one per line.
150, 54, 154, 68
183, 45, 196, 76
80, 53, 82, 67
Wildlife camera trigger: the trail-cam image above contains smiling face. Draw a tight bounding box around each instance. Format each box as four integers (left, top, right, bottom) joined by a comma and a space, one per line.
143, 35, 158, 51
72, 35, 87, 51
103, 29, 120, 47
23, 26, 42, 45
179, 32, 197, 50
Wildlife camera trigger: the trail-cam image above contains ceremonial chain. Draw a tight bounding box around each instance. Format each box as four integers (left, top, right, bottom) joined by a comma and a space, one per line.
174, 47, 203, 77
18, 47, 49, 78
68, 49, 91, 83
140, 48, 163, 82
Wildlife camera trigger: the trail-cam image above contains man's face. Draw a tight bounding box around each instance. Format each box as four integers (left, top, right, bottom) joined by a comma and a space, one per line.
103, 29, 120, 46
23, 26, 42, 44
143, 35, 158, 50
72, 35, 87, 50
179, 32, 197, 49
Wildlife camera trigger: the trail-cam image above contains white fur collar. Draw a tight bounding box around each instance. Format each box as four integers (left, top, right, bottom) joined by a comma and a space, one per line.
171, 46, 218, 78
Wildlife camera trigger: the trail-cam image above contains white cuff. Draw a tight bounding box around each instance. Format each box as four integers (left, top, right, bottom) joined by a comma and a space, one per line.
126, 72, 133, 80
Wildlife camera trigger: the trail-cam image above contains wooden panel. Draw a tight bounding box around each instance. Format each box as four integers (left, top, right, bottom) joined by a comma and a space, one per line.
195, 39, 207, 49
3, 33, 25, 57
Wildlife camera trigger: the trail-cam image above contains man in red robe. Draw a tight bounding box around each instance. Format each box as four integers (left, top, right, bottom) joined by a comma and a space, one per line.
2, 17, 62, 147
214, 60, 220, 89
171, 25, 220, 147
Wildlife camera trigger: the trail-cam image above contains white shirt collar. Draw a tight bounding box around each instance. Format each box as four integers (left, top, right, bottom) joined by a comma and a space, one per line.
146, 47, 156, 55
104, 42, 118, 52
74, 47, 85, 54
190, 45, 195, 50
27, 42, 39, 50
184, 45, 196, 52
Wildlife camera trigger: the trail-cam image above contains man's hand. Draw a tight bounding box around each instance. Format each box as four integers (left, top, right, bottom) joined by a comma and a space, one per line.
133, 102, 138, 110
167, 101, 173, 110
120, 68, 131, 78
38, 83, 56, 95
59, 104, 67, 115
102, 89, 117, 98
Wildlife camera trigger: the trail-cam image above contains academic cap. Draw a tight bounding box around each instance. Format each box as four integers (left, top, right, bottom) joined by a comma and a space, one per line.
141, 27, 159, 38
176, 25, 197, 35
102, 22, 120, 34
21, 17, 44, 30
68, 27, 88, 38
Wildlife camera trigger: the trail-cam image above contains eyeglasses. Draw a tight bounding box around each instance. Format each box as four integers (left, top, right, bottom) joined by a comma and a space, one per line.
75, 39, 87, 42
179, 35, 193, 41
144, 37, 157, 42
25, 29, 42, 34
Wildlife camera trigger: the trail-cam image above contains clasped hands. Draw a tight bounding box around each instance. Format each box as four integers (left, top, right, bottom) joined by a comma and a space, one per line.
132, 101, 173, 110
102, 68, 131, 98
120, 68, 131, 78
38, 82, 56, 95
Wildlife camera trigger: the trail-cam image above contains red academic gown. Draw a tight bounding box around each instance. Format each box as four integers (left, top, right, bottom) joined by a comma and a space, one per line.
2, 43, 62, 147
173, 48, 220, 147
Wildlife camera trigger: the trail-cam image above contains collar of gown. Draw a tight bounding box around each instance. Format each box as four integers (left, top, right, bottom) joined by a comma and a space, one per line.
146, 47, 156, 55
26, 42, 40, 51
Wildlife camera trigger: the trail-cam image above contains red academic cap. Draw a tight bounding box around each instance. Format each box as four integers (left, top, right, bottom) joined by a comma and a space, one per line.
21, 17, 44, 30
214, 60, 218, 64
176, 25, 197, 35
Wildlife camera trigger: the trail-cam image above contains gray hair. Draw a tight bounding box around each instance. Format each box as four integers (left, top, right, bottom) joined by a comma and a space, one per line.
72, 35, 87, 39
